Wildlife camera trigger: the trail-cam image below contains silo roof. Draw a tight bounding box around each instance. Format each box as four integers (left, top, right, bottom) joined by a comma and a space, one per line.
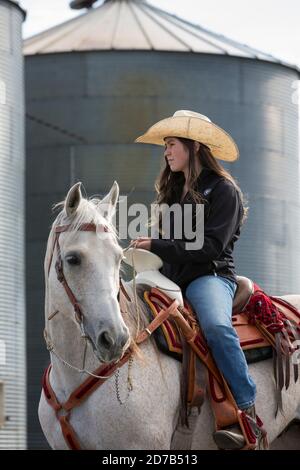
23, 0, 298, 71
4, 0, 26, 18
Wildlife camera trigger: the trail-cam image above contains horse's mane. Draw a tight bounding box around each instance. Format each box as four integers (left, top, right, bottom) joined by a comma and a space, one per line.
120, 282, 151, 335
53, 196, 118, 237
121, 282, 165, 369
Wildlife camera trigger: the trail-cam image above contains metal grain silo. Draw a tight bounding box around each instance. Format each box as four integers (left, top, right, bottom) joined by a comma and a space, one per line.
23, 0, 300, 448
0, 0, 26, 450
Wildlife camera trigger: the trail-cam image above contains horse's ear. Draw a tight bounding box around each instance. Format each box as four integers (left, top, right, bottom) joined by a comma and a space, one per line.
98, 181, 119, 222
65, 182, 82, 217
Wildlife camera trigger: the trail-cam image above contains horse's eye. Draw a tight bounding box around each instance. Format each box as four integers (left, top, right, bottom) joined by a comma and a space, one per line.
65, 254, 81, 266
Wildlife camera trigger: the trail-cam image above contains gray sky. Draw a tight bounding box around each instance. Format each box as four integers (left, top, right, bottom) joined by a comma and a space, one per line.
21, 0, 300, 68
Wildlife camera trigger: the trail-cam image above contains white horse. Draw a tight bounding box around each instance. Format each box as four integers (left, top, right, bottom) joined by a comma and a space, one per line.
38, 182, 300, 450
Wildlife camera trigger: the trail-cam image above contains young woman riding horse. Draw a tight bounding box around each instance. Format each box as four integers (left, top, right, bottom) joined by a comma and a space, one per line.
130, 110, 259, 449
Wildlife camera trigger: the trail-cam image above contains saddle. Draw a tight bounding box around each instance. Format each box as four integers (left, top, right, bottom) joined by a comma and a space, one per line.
144, 276, 272, 362
123, 248, 300, 361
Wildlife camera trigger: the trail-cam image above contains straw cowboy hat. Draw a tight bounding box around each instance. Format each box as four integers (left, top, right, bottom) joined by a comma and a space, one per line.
135, 110, 239, 162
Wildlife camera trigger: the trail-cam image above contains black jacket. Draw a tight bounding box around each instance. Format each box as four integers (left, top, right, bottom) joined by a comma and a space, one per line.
150, 168, 243, 292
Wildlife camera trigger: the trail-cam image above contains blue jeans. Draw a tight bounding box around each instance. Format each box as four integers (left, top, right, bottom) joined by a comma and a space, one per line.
185, 275, 256, 409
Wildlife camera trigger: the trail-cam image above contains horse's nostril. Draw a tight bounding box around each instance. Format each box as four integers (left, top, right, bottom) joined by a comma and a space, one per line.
99, 331, 114, 350
98, 328, 129, 357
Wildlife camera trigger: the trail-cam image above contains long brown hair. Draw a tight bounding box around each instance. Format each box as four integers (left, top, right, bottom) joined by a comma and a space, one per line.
154, 137, 248, 222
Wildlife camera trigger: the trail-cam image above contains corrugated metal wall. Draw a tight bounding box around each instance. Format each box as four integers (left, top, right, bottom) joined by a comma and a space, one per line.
0, 0, 26, 449
25, 50, 299, 448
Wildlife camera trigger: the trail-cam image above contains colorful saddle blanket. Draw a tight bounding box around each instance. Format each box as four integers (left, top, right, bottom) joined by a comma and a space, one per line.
143, 283, 300, 369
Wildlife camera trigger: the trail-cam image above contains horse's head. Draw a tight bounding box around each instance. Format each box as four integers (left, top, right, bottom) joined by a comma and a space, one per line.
45, 181, 130, 363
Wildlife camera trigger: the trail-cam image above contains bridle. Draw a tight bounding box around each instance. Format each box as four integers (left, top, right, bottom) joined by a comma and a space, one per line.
48, 223, 108, 334
45, 221, 129, 378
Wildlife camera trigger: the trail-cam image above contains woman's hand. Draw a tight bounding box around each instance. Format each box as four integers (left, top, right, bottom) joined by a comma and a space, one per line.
129, 237, 152, 251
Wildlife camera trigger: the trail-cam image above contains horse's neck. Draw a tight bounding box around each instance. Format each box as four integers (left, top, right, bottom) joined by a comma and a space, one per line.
121, 282, 150, 338
49, 331, 101, 401
50, 354, 83, 402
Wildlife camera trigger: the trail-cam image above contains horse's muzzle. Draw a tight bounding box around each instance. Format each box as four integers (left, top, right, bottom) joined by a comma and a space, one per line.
96, 327, 130, 363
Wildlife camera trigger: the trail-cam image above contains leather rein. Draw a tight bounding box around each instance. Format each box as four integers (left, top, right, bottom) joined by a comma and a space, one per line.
48, 223, 108, 329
